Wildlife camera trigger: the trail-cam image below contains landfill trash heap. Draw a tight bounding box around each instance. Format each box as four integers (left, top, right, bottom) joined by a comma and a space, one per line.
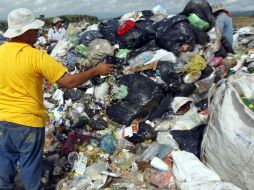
35, 1, 254, 190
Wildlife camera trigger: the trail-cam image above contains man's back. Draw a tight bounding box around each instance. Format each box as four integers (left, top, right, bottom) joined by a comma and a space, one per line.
0, 42, 66, 127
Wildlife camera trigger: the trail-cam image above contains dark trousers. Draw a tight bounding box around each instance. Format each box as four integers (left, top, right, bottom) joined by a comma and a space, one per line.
0, 121, 45, 190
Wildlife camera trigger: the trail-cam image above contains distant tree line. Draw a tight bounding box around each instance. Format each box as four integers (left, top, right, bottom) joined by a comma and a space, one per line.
0, 14, 99, 32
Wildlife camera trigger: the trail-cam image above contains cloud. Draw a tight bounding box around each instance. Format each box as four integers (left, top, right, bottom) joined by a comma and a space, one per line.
0, 0, 253, 20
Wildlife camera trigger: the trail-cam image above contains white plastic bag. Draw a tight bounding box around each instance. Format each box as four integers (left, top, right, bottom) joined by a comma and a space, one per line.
201, 72, 254, 190
172, 151, 241, 190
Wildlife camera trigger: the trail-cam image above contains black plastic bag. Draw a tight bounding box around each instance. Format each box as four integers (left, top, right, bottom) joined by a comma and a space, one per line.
140, 10, 154, 20
91, 117, 108, 130
155, 15, 196, 55
177, 83, 196, 96
119, 20, 155, 49
149, 93, 173, 120
64, 89, 85, 101
157, 61, 182, 86
181, 0, 215, 31
99, 19, 119, 45
79, 30, 103, 46
106, 74, 163, 125
126, 122, 157, 144
170, 124, 206, 158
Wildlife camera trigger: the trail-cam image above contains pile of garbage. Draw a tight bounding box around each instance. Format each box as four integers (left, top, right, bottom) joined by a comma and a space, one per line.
38, 2, 254, 190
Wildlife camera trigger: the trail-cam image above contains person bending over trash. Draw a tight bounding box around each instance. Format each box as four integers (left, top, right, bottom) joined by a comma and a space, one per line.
0, 8, 115, 190
212, 3, 233, 47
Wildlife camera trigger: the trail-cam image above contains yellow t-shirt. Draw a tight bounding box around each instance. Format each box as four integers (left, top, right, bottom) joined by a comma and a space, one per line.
0, 42, 67, 128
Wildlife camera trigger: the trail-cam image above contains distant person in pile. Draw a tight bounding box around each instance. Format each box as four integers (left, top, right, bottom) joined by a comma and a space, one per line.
47, 16, 67, 44
0, 8, 114, 190
47, 17, 67, 54
212, 3, 233, 46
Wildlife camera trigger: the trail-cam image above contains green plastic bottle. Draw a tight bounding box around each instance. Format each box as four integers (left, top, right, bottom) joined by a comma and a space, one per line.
241, 96, 254, 111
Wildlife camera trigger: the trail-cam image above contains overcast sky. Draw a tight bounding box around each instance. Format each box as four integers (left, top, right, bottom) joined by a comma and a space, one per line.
0, 0, 253, 19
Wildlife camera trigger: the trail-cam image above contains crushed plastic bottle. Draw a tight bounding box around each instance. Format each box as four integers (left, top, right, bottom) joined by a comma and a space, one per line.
128, 51, 155, 68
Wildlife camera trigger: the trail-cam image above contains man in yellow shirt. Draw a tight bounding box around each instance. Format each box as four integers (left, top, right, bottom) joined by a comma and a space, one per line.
0, 8, 114, 190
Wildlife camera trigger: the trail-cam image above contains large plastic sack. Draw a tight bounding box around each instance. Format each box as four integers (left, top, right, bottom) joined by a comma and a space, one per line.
98, 19, 119, 44
79, 30, 103, 46
181, 0, 214, 31
106, 74, 163, 125
172, 151, 241, 190
201, 73, 254, 190
88, 39, 115, 66
155, 15, 196, 56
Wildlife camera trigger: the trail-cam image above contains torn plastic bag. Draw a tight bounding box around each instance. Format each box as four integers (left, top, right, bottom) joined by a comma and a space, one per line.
98, 19, 120, 45
79, 30, 103, 46
106, 74, 163, 125
155, 15, 196, 56
181, 0, 214, 31
119, 20, 155, 49
126, 122, 157, 144
171, 125, 206, 158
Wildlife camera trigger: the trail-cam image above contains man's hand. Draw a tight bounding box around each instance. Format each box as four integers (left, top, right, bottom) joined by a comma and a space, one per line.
95, 61, 115, 76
